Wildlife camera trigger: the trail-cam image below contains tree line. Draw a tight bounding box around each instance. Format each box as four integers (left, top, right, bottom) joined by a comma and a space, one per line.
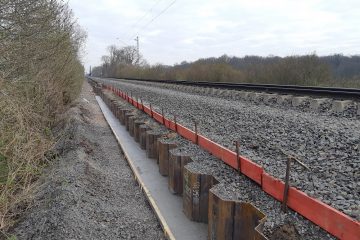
93, 45, 360, 88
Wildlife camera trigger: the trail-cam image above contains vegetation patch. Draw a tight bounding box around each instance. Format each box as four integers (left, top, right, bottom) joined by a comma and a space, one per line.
93, 46, 360, 88
0, 0, 86, 230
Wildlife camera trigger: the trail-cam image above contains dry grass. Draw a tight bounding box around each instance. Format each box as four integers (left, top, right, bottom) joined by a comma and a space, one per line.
0, 0, 86, 231
0, 80, 53, 228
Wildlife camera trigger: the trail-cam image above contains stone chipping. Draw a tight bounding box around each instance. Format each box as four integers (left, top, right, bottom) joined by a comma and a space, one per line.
97, 78, 360, 222
102, 87, 342, 239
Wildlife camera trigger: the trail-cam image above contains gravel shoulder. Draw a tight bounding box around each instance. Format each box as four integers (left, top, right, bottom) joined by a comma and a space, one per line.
99, 78, 359, 221
8, 82, 165, 240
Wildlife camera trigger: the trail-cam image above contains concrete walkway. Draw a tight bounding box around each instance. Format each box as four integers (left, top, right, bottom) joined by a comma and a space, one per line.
96, 96, 207, 240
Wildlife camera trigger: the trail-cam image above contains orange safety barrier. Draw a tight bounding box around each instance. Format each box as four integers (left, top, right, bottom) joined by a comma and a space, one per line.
261, 172, 360, 240
240, 156, 263, 185
177, 124, 196, 143
197, 135, 223, 159
104, 84, 360, 240
168, 119, 177, 132
219, 147, 238, 169
287, 187, 360, 240
163, 118, 171, 129
143, 105, 152, 116
137, 103, 143, 111
152, 111, 163, 124
262, 172, 285, 202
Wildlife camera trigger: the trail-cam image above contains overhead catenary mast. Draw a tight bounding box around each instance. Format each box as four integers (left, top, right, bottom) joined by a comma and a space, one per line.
135, 36, 139, 65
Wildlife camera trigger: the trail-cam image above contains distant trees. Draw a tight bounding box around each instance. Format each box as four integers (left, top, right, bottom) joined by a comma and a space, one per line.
93, 45, 359, 87
242, 54, 331, 86
96, 45, 146, 77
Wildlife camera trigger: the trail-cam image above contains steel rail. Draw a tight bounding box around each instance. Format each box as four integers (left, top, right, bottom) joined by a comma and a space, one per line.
89, 76, 360, 99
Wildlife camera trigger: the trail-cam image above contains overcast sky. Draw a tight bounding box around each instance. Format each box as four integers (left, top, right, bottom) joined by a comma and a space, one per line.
68, 0, 360, 71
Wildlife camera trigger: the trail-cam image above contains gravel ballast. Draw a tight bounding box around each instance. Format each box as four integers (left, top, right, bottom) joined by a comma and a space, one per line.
101, 88, 336, 239
9, 82, 165, 240
96, 78, 360, 222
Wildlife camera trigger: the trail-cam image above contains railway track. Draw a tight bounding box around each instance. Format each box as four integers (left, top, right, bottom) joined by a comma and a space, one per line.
92, 76, 360, 99
89, 77, 360, 240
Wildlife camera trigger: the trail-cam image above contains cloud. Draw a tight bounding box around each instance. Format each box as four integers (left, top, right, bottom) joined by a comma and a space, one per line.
68, 0, 360, 70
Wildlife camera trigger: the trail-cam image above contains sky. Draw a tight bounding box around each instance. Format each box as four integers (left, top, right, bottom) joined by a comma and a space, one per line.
68, 0, 360, 71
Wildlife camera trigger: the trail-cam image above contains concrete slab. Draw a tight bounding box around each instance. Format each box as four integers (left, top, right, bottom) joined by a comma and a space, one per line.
239, 91, 250, 100
277, 95, 292, 104
219, 89, 225, 95
292, 96, 309, 107
223, 89, 233, 97
263, 94, 277, 103
248, 92, 264, 102
96, 96, 207, 240
198, 87, 206, 94
231, 91, 241, 99
309, 98, 329, 111
331, 100, 353, 113
213, 89, 221, 95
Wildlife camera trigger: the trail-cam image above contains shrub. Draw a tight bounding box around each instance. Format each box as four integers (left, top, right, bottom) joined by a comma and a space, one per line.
0, 0, 85, 229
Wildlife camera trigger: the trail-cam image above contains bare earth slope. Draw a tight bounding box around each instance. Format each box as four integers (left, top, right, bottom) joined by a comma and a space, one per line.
8, 82, 164, 240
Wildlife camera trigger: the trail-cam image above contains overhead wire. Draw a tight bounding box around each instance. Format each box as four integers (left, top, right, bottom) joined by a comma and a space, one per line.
128, 0, 163, 33
130, 0, 177, 39
117, 0, 163, 45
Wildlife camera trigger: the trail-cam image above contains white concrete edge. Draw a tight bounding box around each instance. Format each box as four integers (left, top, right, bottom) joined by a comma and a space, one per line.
95, 96, 176, 240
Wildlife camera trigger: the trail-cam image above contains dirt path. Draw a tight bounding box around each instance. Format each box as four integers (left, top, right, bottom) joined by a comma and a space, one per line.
8, 82, 165, 240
